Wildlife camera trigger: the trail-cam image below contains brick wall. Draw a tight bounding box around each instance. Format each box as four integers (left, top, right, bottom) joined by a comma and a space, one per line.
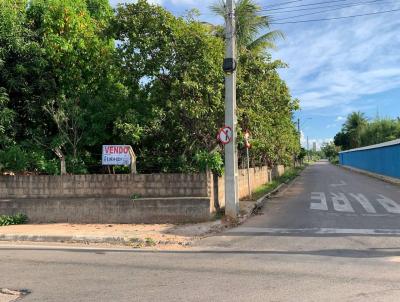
0, 173, 208, 199
0, 166, 284, 223
210, 165, 281, 209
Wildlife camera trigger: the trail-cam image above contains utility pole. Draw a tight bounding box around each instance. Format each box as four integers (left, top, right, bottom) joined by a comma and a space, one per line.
297, 118, 300, 140
224, 0, 239, 219
297, 118, 301, 167
307, 136, 310, 162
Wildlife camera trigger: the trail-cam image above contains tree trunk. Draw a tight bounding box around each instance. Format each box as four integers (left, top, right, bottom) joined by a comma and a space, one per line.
54, 147, 67, 175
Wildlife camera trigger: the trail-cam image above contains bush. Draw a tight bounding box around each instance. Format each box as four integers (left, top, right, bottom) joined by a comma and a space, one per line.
0, 213, 28, 226
0, 145, 29, 172
0, 146, 60, 175
195, 150, 224, 176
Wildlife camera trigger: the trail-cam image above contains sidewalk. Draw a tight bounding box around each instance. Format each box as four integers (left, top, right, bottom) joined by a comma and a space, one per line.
0, 200, 258, 249
0, 179, 291, 249
0, 221, 221, 248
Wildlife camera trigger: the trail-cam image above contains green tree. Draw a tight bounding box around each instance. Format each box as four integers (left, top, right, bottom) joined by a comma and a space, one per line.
321, 142, 338, 162
211, 0, 298, 167
210, 0, 284, 53
334, 112, 367, 150
344, 112, 368, 149
26, 0, 117, 173
113, 0, 225, 172
236, 52, 300, 166
0, 88, 15, 148
360, 118, 400, 146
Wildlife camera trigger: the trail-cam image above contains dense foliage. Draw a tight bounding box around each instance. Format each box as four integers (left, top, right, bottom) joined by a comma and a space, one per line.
321, 142, 339, 163
334, 112, 400, 150
0, 0, 300, 175
0, 213, 28, 226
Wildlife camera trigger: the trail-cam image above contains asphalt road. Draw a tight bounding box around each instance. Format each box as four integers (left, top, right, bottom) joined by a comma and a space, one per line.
1, 161, 400, 302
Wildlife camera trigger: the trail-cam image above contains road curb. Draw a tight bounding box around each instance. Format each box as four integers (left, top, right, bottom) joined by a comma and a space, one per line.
0, 234, 193, 247
253, 183, 286, 211
339, 165, 400, 186
251, 168, 304, 214
0, 234, 128, 244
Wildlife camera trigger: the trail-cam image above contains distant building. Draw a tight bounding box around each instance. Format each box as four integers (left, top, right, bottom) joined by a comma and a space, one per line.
313, 142, 317, 152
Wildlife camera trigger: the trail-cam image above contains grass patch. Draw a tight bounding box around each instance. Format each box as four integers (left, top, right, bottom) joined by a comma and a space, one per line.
250, 166, 304, 201
0, 213, 28, 226
127, 237, 158, 248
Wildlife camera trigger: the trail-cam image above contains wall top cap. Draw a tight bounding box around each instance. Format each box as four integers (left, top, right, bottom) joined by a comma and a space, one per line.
339, 139, 400, 154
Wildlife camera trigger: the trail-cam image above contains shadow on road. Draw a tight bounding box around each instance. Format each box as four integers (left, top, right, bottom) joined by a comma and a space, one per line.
1, 246, 400, 259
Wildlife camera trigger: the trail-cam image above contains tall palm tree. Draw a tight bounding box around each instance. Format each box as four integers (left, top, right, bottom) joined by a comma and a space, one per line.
210, 0, 284, 53
344, 111, 368, 149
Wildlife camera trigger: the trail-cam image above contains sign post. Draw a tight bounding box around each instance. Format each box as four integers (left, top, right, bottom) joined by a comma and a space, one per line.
245, 131, 251, 199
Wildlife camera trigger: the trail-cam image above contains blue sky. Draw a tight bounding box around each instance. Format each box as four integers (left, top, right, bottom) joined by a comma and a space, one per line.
111, 0, 400, 149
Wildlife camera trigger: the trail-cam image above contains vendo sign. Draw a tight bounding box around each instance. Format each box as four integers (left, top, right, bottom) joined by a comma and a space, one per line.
102, 145, 132, 166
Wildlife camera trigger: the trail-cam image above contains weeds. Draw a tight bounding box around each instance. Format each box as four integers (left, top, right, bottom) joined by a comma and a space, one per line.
0, 213, 28, 226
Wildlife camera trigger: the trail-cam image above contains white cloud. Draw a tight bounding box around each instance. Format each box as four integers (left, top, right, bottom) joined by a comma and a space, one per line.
272, 1, 400, 113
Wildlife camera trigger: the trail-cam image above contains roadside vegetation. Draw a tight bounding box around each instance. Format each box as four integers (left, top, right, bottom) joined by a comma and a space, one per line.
0, 213, 28, 226
320, 111, 400, 165
334, 112, 400, 150
250, 166, 304, 201
0, 0, 300, 175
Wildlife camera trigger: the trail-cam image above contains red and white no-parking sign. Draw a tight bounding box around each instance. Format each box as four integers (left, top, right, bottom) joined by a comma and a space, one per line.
217, 126, 233, 145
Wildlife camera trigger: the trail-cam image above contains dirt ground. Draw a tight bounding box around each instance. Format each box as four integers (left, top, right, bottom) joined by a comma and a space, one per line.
0, 289, 22, 302
0, 200, 257, 249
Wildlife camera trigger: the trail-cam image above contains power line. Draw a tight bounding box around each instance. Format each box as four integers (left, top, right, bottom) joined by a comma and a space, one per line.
265, 0, 305, 8
261, 0, 379, 11
271, 0, 393, 20
270, 7, 400, 24
263, 0, 394, 14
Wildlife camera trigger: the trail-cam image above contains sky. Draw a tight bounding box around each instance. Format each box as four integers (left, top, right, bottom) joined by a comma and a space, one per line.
110, 0, 400, 150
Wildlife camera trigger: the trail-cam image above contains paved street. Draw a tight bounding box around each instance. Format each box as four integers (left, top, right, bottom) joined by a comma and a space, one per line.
1, 161, 400, 301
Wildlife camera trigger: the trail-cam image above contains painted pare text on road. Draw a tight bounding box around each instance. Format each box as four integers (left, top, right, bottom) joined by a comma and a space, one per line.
310, 192, 400, 214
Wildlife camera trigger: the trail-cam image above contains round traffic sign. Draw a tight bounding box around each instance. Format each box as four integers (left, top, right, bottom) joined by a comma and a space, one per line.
217, 126, 233, 145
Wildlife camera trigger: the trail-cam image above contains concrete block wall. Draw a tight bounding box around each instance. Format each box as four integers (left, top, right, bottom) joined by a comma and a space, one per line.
0, 173, 208, 199
0, 166, 284, 223
0, 197, 211, 224
210, 166, 281, 209
237, 166, 269, 199
272, 165, 285, 179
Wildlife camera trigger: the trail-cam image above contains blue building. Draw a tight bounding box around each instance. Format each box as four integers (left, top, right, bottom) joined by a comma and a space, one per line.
339, 139, 400, 179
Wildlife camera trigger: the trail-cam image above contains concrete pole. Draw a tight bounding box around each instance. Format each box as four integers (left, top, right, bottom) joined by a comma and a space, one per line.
224, 0, 239, 219
297, 118, 301, 167
307, 136, 310, 162
297, 118, 301, 140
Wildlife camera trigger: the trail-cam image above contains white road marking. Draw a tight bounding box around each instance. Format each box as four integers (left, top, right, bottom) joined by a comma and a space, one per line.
227, 227, 400, 235
361, 213, 397, 217
331, 192, 355, 212
310, 192, 328, 211
330, 180, 347, 187
349, 193, 376, 213
377, 195, 400, 214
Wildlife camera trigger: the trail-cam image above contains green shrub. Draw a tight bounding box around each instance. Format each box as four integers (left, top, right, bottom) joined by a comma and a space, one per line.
195, 150, 224, 176
0, 146, 29, 172
0, 213, 28, 226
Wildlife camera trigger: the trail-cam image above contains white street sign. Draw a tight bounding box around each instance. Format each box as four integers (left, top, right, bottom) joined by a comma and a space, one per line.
102, 145, 132, 166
